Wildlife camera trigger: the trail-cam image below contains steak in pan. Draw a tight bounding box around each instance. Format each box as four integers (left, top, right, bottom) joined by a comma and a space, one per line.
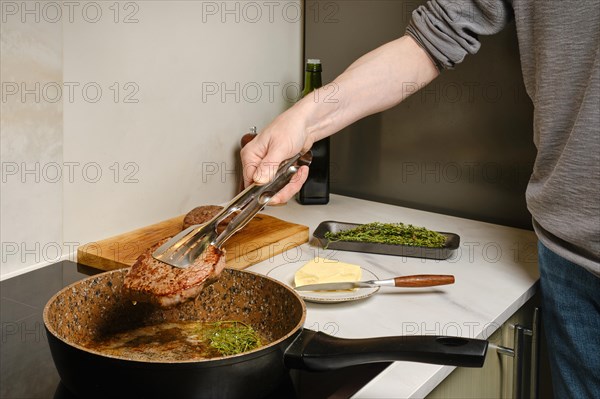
123, 238, 226, 307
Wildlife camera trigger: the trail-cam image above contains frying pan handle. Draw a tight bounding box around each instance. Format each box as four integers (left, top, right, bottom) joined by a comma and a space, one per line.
284, 330, 488, 371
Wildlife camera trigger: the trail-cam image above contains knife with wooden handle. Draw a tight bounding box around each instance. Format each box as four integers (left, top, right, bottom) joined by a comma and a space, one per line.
294, 274, 455, 291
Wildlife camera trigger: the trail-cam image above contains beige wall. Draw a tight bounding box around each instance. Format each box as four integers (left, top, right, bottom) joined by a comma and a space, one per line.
1, 1, 302, 279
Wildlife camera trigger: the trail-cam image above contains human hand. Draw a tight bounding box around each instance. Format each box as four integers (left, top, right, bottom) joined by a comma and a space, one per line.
240, 109, 313, 204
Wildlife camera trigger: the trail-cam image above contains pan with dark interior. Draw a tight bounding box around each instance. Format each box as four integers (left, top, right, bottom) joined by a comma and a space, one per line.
44, 268, 489, 399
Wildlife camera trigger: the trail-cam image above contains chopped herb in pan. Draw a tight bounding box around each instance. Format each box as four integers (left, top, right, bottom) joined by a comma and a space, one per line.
202, 321, 262, 356
87, 320, 264, 361
324, 222, 447, 248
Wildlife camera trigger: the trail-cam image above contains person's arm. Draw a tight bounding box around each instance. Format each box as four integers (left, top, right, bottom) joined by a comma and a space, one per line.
241, 35, 438, 202
241, 0, 513, 203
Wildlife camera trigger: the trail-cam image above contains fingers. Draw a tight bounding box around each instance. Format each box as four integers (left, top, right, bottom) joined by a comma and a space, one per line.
267, 165, 309, 204
240, 143, 309, 204
250, 140, 300, 185
240, 132, 275, 188
239, 110, 312, 202
240, 145, 264, 189
241, 129, 310, 186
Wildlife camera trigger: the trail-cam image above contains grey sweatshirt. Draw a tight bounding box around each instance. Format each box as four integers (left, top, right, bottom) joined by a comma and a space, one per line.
407, 0, 600, 277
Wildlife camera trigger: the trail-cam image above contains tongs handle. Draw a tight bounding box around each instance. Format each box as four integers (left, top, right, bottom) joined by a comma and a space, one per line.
213, 151, 312, 248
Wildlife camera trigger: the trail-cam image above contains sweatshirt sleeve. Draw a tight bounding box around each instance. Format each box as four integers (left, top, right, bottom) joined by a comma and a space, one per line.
406, 0, 514, 69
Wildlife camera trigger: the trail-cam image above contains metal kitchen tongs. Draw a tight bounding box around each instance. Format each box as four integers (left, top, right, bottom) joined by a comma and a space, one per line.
152, 151, 312, 269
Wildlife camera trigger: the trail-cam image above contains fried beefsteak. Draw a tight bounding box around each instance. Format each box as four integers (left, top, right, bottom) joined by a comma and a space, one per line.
123, 238, 226, 308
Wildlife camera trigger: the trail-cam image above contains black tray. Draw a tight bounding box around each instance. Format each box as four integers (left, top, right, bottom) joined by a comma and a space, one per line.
313, 221, 460, 260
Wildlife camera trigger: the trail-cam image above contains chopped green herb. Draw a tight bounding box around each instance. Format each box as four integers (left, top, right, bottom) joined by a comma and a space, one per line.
324, 222, 446, 248
201, 321, 262, 356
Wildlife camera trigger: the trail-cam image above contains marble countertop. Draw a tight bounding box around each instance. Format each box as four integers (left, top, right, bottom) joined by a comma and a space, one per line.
249, 194, 539, 398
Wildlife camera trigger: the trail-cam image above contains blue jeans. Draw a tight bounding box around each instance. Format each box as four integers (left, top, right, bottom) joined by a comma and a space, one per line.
538, 242, 600, 399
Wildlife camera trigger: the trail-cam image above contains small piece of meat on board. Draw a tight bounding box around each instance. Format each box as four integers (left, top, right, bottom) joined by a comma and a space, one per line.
182, 205, 236, 232
123, 238, 226, 308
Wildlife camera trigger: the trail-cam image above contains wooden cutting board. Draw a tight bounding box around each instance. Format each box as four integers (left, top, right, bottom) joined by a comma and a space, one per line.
77, 213, 309, 271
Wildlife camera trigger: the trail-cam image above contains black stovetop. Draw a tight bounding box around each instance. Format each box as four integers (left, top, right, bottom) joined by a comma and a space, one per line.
0, 261, 388, 399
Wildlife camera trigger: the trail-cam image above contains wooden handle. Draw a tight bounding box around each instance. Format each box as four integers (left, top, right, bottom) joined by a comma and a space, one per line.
241, 132, 257, 147
393, 275, 455, 287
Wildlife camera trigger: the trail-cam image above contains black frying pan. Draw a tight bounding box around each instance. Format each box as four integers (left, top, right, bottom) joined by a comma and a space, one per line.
44, 268, 487, 399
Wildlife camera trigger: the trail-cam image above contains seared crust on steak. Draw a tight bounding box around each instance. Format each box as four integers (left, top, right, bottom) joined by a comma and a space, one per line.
123, 238, 226, 308
182, 205, 236, 231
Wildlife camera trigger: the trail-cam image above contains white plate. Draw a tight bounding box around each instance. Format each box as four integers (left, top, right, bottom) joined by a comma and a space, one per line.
266, 259, 380, 303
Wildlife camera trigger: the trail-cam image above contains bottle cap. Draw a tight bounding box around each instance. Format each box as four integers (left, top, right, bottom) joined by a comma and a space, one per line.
305, 59, 322, 72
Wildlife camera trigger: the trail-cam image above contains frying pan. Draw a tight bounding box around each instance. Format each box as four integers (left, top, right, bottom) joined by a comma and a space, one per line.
44, 268, 488, 399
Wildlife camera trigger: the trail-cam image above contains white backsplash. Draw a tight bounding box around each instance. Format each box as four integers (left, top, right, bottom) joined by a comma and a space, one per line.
1, 1, 302, 280
1, 12, 64, 279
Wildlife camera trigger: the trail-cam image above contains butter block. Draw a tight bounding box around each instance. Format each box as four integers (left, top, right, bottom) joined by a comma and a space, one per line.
294, 257, 362, 286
